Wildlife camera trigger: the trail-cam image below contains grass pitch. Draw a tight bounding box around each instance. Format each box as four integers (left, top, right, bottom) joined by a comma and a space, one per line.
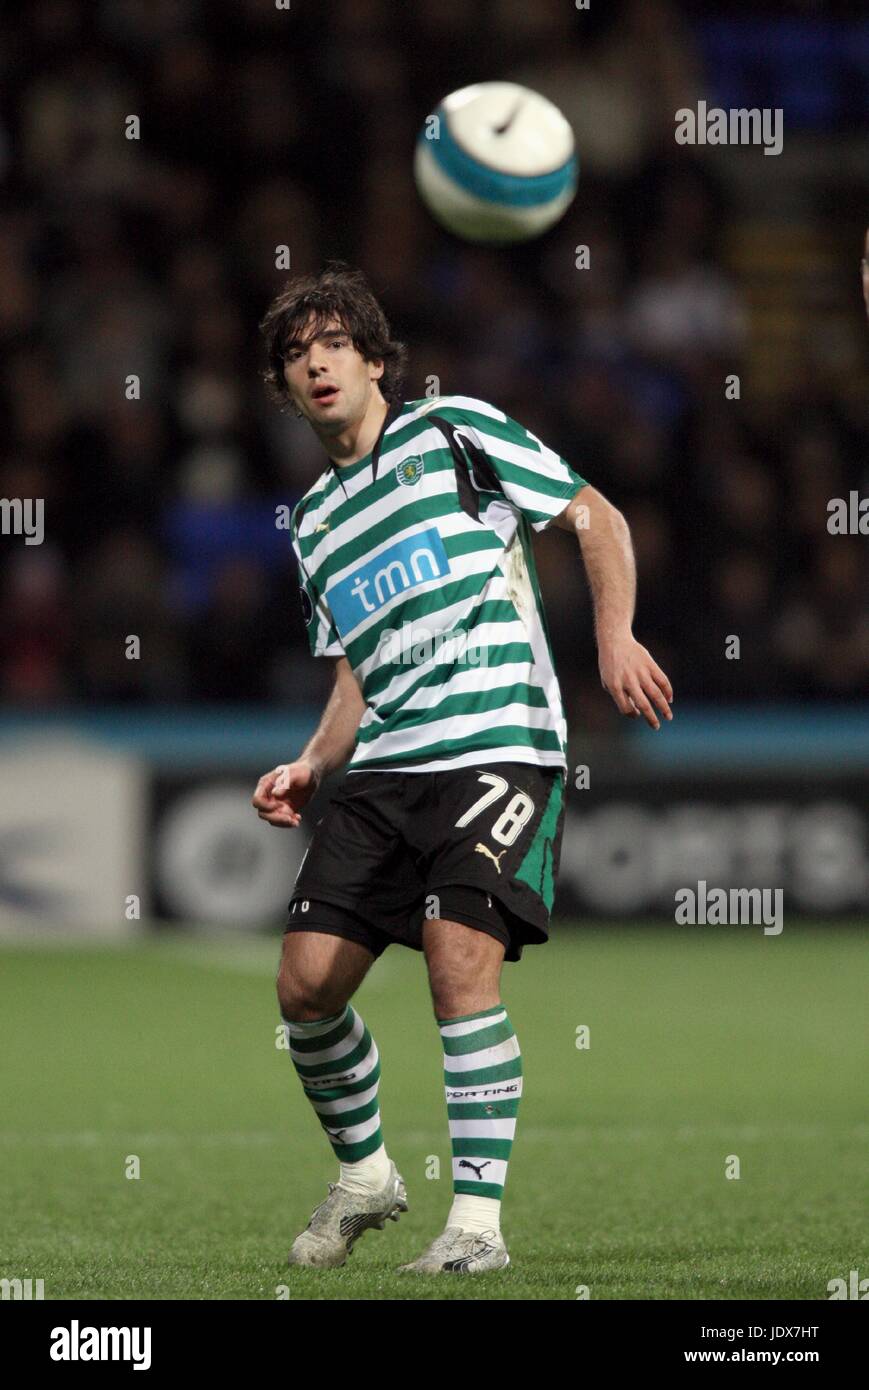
1, 923, 866, 1300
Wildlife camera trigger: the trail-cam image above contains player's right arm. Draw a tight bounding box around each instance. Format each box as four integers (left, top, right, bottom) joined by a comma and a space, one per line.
252, 656, 366, 828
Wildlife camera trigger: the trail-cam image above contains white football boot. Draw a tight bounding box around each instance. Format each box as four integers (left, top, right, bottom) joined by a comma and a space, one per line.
397, 1226, 509, 1274
287, 1160, 408, 1268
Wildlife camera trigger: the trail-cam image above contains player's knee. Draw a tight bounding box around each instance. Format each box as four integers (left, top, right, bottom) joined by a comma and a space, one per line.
427, 966, 493, 1022
429, 982, 458, 1020
276, 962, 344, 1023
425, 920, 503, 1019
430, 985, 483, 1020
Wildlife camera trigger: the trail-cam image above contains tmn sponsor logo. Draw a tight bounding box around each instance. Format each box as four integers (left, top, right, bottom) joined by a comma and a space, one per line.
675, 101, 783, 156
674, 881, 783, 935
50, 1321, 151, 1371
327, 528, 451, 637
378, 622, 488, 667
1, 1276, 44, 1300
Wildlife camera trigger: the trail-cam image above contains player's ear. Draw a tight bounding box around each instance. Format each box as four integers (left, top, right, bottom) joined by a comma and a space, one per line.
370, 357, 384, 382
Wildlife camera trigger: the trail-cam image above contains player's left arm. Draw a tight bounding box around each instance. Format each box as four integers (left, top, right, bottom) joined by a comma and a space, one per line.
552, 487, 673, 730
436, 398, 672, 727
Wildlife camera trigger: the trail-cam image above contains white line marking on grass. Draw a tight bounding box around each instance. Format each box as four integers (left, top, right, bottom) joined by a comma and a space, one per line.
392, 1123, 856, 1145
154, 938, 399, 985
0, 1131, 283, 1146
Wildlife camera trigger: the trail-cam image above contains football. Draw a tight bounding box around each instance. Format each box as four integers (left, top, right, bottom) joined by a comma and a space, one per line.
414, 81, 578, 244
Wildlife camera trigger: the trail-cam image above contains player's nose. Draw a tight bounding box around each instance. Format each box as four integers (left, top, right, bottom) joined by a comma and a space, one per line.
307, 347, 330, 374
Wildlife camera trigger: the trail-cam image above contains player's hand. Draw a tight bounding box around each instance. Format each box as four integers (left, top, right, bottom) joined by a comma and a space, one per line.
252, 760, 321, 828
598, 635, 673, 730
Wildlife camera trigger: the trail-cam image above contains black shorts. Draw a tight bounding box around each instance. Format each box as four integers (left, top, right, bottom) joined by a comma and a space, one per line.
284, 762, 566, 963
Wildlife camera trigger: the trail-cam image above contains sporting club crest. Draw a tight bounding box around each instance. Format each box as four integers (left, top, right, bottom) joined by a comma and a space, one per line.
396, 453, 424, 486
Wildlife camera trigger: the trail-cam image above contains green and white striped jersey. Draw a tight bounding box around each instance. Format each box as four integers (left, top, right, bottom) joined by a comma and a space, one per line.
290, 395, 587, 773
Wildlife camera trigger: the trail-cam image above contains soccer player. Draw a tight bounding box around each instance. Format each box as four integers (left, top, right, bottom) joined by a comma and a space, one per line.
253, 263, 672, 1274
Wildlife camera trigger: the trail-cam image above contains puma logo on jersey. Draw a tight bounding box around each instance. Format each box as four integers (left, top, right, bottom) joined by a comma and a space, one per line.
475, 843, 507, 873
314, 521, 330, 532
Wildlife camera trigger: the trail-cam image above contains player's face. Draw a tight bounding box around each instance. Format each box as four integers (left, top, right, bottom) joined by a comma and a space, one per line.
282, 316, 384, 435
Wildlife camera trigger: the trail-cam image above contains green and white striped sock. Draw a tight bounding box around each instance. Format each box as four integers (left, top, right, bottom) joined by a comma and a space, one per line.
439, 1004, 522, 1229
283, 1005, 388, 1185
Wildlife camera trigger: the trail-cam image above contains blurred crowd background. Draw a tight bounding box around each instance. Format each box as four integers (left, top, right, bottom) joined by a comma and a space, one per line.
1, 0, 867, 731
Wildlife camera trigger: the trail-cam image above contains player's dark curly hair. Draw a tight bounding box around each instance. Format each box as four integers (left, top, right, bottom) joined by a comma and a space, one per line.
260, 262, 407, 409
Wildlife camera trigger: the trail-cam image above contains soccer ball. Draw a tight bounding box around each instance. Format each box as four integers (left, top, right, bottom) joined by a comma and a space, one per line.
414, 81, 578, 244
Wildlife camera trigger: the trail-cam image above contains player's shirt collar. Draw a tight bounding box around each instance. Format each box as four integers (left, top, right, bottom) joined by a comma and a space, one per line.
326, 399, 406, 497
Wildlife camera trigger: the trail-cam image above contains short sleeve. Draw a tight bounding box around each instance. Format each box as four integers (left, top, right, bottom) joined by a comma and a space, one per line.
434, 396, 587, 531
